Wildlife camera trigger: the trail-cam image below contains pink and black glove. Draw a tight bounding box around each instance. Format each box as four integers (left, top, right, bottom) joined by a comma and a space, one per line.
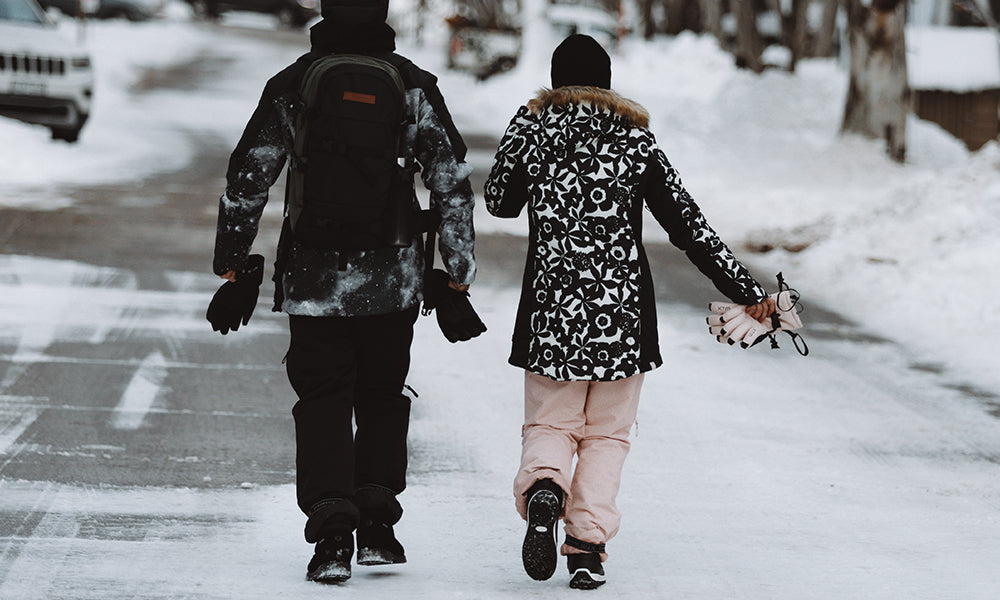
705, 274, 807, 355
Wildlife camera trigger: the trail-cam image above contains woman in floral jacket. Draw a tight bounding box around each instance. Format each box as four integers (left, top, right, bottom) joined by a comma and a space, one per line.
484, 34, 774, 589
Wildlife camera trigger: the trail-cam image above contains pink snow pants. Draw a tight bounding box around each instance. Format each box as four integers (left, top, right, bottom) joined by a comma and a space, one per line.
513, 370, 644, 558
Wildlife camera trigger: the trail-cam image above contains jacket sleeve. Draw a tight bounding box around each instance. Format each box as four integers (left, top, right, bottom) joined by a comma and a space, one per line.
644, 144, 767, 305
412, 87, 476, 286
213, 76, 295, 276
484, 106, 532, 218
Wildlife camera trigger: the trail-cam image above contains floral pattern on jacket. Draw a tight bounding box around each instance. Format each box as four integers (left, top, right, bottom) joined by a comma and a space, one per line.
485, 86, 766, 381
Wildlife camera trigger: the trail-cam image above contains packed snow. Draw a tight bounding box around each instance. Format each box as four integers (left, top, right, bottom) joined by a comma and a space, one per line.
1, 1, 999, 598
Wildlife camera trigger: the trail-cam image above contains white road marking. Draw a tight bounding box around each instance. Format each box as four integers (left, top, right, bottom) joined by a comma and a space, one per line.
0, 353, 283, 372
0, 407, 41, 456
111, 351, 168, 431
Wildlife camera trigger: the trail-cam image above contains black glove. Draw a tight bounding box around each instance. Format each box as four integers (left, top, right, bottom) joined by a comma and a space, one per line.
424, 268, 486, 343
206, 254, 265, 335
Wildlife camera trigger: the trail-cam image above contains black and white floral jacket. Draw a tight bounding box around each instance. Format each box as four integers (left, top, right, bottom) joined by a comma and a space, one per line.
214, 50, 476, 317
485, 86, 766, 382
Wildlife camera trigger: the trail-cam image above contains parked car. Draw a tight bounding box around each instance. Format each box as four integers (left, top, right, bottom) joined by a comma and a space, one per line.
96, 0, 163, 20
186, 0, 318, 28
37, 0, 164, 21
446, 14, 521, 81
0, 0, 94, 142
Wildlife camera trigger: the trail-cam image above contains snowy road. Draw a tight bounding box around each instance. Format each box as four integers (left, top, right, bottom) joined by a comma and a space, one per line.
1, 14, 999, 600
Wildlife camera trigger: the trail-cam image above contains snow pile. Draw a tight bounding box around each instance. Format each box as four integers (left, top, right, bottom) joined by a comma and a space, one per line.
450, 26, 996, 390
907, 26, 1000, 92
756, 142, 1000, 382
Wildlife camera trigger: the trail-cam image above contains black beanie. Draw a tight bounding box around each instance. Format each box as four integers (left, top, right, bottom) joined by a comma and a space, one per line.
550, 34, 611, 90
321, 0, 388, 23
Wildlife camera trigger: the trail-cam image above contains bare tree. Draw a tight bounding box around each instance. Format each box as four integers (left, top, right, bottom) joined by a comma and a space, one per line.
785, 0, 810, 71
457, 0, 520, 29
663, 0, 702, 33
638, 0, 703, 39
700, 0, 725, 43
734, 0, 765, 72
814, 0, 841, 57
665, 0, 686, 33
414, 0, 428, 46
841, 0, 908, 162
639, 0, 659, 39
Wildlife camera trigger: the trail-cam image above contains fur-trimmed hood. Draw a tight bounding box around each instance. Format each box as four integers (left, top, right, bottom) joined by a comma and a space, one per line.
527, 86, 649, 129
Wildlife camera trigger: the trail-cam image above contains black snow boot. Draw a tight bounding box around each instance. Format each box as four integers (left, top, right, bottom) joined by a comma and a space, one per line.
357, 519, 407, 565
567, 552, 606, 590
306, 528, 354, 584
521, 478, 564, 581
354, 485, 406, 566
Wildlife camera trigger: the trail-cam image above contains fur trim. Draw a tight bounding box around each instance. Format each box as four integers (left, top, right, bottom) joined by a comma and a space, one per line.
527, 86, 649, 129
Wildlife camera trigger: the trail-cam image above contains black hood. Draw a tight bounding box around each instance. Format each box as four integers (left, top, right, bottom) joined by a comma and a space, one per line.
310, 19, 396, 53
320, 0, 386, 21
311, 0, 395, 53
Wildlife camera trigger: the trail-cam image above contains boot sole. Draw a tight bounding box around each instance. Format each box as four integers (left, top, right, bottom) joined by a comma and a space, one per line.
357, 547, 407, 566
522, 489, 560, 581
569, 568, 606, 590
307, 561, 351, 584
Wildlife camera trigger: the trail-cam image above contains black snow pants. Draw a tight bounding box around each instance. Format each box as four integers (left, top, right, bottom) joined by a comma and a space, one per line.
286, 306, 419, 539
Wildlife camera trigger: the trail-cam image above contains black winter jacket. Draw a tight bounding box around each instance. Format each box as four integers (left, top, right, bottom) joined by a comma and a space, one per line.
485, 87, 766, 382
213, 19, 476, 317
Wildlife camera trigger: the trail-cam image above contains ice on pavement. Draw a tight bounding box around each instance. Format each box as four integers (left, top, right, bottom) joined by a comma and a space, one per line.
1, 259, 999, 598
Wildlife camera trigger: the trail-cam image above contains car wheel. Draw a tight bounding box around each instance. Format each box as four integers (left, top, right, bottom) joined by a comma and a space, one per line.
50, 126, 82, 143
275, 6, 305, 29
275, 7, 293, 27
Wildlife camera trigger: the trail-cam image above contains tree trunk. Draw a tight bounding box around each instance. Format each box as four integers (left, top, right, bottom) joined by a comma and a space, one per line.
415, 0, 428, 46
814, 0, 840, 57
461, 0, 517, 29
734, 0, 765, 72
841, 0, 909, 162
663, 0, 701, 33
665, 0, 685, 33
640, 0, 657, 39
684, 0, 703, 32
700, 0, 725, 43
786, 0, 810, 71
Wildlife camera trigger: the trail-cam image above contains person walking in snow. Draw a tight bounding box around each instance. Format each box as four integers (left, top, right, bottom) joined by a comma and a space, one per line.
209, 0, 476, 584
484, 34, 775, 589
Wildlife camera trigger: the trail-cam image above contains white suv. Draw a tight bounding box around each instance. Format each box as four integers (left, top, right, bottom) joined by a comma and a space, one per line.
0, 0, 94, 142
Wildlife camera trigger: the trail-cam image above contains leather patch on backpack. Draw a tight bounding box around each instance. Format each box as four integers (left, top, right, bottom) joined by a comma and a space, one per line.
344, 91, 377, 105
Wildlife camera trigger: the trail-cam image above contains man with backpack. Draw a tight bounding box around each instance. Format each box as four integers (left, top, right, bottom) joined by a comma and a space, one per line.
208, 0, 477, 584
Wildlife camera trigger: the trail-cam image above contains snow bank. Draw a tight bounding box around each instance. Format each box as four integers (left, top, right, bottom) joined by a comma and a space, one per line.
907, 26, 1000, 92
440, 27, 997, 391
